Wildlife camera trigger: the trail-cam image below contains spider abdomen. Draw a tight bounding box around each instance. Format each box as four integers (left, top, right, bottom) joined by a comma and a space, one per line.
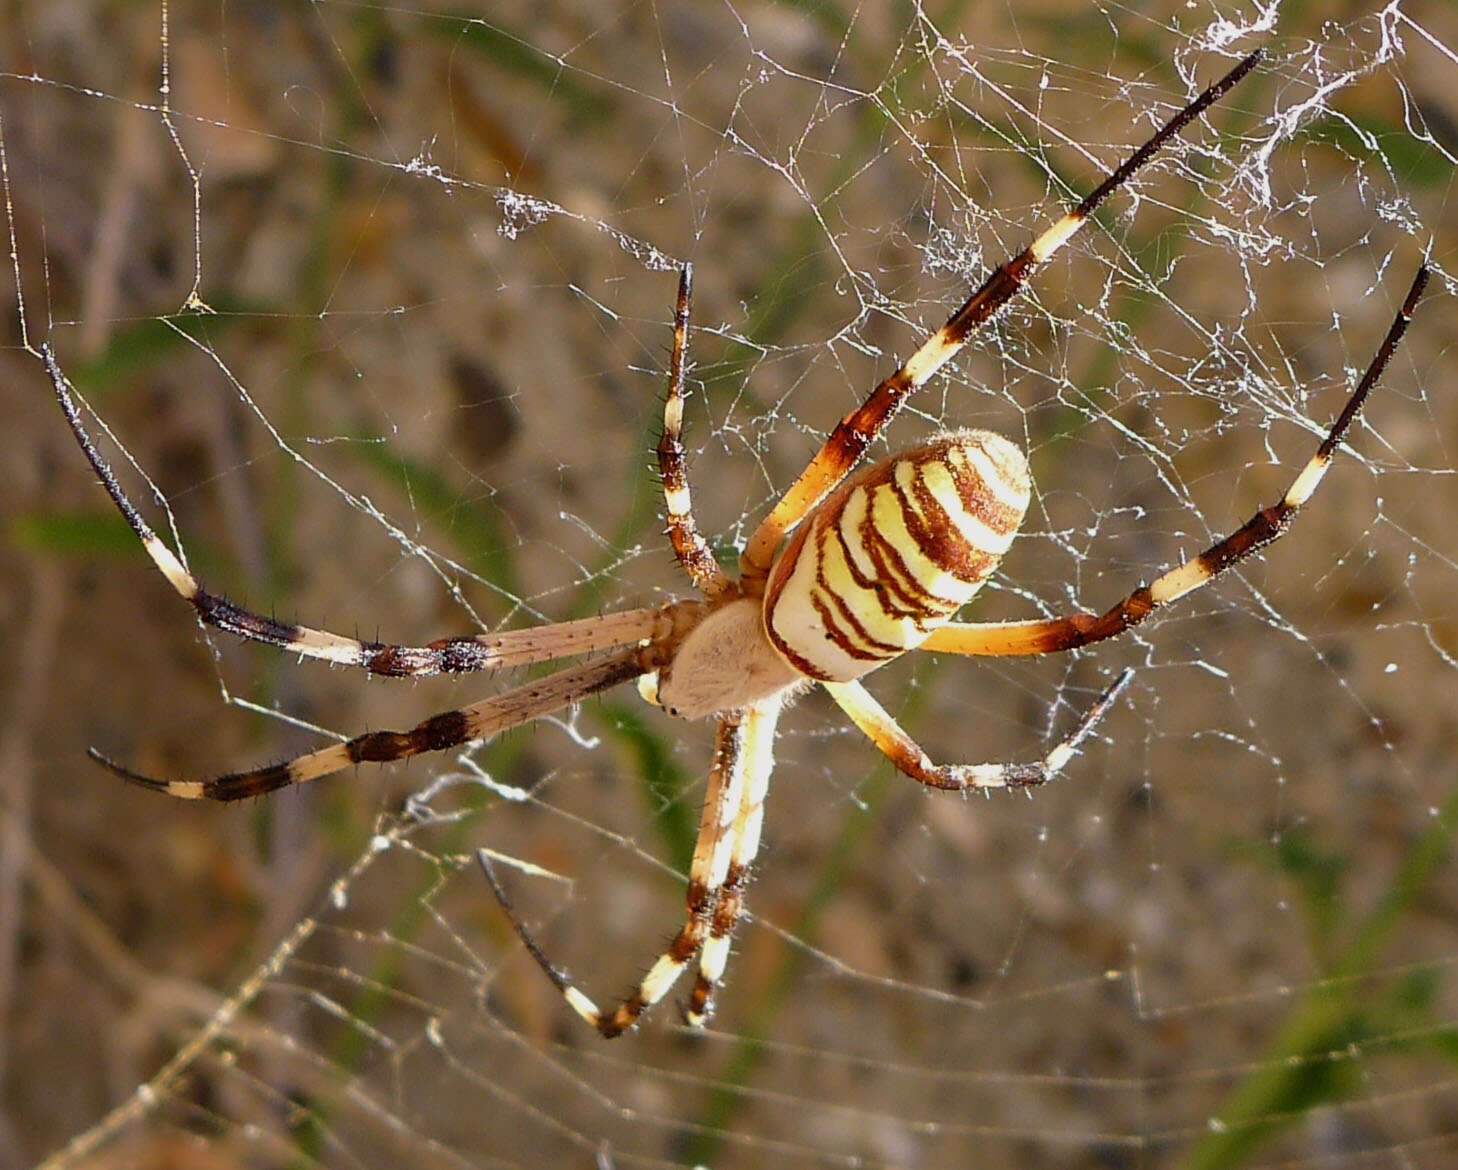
763, 430, 1030, 682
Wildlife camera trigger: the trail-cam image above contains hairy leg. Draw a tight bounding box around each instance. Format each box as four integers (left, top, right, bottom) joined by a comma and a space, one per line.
483, 703, 782, 1037
739, 51, 1263, 584
919, 267, 1429, 657
825, 671, 1130, 792
658, 264, 734, 600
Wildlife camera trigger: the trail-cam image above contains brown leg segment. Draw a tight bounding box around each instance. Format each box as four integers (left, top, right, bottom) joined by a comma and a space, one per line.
49, 346, 676, 677
92, 646, 654, 801
657, 264, 734, 601
825, 671, 1131, 792
920, 266, 1430, 658
483, 708, 760, 1038
738, 50, 1263, 583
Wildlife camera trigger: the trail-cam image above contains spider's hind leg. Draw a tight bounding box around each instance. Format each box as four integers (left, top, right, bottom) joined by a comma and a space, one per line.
92, 647, 652, 801
824, 671, 1132, 793
681, 698, 780, 1027
483, 701, 782, 1037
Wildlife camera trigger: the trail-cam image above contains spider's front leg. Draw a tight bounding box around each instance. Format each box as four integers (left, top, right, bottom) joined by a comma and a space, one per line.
738, 49, 1262, 585
47, 346, 671, 677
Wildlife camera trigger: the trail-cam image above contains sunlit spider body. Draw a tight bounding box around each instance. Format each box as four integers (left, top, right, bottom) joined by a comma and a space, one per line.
51, 46, 1429, 1037
655, 431, 1030, 720
766, 431, 1030, 680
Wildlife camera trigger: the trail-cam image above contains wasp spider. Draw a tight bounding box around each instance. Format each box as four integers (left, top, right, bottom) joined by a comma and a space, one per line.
53, 47, 1429, 1037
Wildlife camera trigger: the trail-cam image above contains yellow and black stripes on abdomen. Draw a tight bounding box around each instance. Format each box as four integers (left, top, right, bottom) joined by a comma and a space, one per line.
763, 431, 1031, 681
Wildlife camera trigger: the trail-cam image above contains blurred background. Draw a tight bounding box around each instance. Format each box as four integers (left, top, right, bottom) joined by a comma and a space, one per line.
3, 2, 1458, 1168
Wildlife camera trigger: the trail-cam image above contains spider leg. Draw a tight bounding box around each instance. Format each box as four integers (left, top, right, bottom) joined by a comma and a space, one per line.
739, 49, 1262, 584
919, 266, 1430, 658
484, 701, 780, 1038
682, 698, 781, 1027
824, 671, 1131, 792
90, 646, 653, 801
658, 264, 734, 600
47, 346, 680, 676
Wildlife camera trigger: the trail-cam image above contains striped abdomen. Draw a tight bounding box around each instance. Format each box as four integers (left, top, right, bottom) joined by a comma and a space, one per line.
762, 430, 1030, 681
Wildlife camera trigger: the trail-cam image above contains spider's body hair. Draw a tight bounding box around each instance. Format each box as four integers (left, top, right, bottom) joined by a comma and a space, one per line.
653, 598, 807, 720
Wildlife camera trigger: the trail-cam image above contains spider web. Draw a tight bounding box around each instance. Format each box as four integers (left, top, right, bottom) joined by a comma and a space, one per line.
4, 2, 1458, 1167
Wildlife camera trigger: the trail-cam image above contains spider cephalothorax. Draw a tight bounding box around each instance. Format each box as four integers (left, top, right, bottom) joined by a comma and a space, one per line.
53, 45, 1429, 1036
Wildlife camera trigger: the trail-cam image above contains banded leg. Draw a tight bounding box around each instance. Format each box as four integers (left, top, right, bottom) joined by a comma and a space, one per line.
739, 49, 1263, 582
824, 670, 1131, 792
657, 264, 733, 600
919, 265, 1431, 659
483, 707, 762, 1038
683, 698, 782, 1027
48, 345, 677, 676
92, 646, 653, 801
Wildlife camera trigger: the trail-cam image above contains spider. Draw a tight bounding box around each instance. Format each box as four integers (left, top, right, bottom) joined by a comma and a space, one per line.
52, 46, 1428, 1038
